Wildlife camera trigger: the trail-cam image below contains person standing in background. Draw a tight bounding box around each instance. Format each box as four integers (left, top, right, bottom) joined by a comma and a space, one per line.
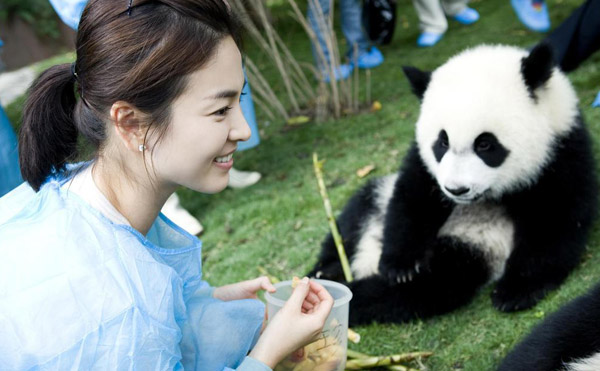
412, 0, 480, 47
307, 0, 384, 81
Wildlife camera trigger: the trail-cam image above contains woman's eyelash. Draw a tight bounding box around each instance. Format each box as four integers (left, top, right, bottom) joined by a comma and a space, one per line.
214, 106, 232, 116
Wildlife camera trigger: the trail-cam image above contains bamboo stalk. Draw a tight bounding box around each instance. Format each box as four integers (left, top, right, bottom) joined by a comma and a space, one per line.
248, 0, 300, 112
245, 58, 290, 120
346, 349, 370, 359
387, 366, 419, 371
249, 93, 276, 122
257, 266, 280, 283
313, 153, 353, 282
346, 348, 424, 371
345, 352, 433, 370
286, 1, 330, 82
272, 31, 315, 100
306, 0, 341, 117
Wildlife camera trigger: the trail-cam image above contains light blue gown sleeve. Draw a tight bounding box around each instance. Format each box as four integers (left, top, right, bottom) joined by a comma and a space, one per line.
180, 282, 271, 370
0, 176, 273, 370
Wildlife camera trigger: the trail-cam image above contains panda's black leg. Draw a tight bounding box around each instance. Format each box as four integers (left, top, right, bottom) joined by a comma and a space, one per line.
491, 252, 570, 312
348, 237, 490, 325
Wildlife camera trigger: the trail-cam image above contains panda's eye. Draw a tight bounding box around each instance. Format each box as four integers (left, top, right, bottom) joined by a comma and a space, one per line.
441, 138, 449, 148
476, 140, 491, 152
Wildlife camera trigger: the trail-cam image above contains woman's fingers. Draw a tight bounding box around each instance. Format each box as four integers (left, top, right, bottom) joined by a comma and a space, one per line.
258, 276, 277, 293
309, 281, 334, 321
285, 277, 310, 310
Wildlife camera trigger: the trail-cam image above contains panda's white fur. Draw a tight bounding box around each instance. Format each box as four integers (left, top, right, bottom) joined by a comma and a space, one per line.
438, 203, 514, 281
418, 45, 579, 201
350, 174, 397, 279
566, 353, 600, 371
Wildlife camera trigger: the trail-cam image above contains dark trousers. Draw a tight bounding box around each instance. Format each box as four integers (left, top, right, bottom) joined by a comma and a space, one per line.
544, 0, 600, 72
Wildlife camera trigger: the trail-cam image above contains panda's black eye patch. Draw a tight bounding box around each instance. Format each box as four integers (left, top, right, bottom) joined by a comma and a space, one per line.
432, 130, 449, 162
474, 132, 509, 167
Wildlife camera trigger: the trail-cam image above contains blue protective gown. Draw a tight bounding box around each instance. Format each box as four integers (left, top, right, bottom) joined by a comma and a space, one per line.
0, 167, 271, 371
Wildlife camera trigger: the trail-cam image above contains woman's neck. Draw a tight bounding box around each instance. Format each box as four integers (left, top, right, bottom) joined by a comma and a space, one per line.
91, 159, 175, 236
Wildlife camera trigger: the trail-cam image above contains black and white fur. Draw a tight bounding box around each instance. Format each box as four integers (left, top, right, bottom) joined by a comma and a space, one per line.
499, 283, 600, 371
309, 43, 598, 325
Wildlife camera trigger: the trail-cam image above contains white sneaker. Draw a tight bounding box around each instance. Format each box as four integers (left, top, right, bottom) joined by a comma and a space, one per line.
161, 193, 203, 235
228, 167, 262, 189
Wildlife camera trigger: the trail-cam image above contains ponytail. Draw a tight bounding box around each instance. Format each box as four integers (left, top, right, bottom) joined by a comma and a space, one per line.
19, 64, 78, 191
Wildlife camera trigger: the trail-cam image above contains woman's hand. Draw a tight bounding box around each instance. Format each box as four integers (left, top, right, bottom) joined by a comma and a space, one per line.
248, 277, 334, 369
213, 276, 276, 301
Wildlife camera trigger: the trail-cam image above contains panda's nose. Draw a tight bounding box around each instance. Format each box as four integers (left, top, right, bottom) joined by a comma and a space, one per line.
445, 186, 470, 196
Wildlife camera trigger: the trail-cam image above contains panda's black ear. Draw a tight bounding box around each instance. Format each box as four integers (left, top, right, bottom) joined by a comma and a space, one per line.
521, 42, 555, 98
402, 66, 431, 101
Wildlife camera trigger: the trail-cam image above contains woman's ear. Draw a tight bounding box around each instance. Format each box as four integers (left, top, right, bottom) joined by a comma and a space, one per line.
109, 101, 148, 152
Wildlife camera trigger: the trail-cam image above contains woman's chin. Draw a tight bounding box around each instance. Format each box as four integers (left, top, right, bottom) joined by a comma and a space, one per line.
192, 179, 229, 194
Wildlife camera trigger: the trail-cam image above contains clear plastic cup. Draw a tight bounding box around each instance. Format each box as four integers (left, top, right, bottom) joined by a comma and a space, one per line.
264, 279, 353, 371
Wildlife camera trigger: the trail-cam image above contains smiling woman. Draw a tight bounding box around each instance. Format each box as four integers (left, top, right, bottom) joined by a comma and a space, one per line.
0, 0, 333, 370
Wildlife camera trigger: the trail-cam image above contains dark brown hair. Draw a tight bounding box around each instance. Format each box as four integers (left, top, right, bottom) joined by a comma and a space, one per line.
19, 0, 242, 191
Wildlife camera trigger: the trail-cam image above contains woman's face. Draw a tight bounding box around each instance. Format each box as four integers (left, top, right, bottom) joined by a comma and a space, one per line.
150, 36, 250, 194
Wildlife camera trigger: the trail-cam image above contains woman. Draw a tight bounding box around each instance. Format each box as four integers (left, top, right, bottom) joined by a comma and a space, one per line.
0, 0, 333, 369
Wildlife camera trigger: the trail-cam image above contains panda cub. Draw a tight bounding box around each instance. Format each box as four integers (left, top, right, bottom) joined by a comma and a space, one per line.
309, 43, 598, 325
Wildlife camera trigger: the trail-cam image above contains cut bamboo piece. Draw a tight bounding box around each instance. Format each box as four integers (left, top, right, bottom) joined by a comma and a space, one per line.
347, 328, 361, 344
313, 153, 353, 282
345, 352, 433, 370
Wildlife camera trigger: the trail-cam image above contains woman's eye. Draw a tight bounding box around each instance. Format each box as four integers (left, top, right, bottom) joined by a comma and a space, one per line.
214, 106, 232, 116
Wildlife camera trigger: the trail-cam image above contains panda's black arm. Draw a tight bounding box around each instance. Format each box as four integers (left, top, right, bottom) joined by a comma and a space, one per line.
493, 121, 598, 312
498, 283, 600, 371
378, 142, 454, 284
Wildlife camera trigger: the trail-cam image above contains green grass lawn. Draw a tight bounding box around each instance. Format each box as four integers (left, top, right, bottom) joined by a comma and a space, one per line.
5, 0, 600, 369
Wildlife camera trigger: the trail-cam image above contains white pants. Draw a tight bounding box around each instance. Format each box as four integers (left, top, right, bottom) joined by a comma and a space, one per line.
413, 0, 470, 33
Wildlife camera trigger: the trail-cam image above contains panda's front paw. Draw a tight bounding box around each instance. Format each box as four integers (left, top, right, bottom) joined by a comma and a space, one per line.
491, 280, 556, 312
307, 262, 346, 282
378, 250, 432, 285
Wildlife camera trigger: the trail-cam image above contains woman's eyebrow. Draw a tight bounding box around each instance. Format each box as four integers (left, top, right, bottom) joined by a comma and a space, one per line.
205, 89, 239, 100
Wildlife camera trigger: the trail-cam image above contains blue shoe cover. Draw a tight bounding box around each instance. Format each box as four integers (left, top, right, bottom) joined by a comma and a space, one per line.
417, 32, 443, 47
322, 64, 353, 82
511, 0, 551, 32
453, 7, 480, 25
356, 47, 384, 69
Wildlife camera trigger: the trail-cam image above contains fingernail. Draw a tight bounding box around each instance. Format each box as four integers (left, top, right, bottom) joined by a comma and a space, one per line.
302, 277, 309, 284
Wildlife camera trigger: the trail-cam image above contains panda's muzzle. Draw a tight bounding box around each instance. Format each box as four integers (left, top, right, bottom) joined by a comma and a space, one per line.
445, 186, 470, 196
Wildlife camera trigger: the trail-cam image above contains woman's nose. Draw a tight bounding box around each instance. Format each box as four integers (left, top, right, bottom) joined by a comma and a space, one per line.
229, 107, 251, 142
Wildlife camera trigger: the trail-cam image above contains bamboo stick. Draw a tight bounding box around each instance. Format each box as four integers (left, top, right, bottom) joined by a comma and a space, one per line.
346, 349, 370, 359
272, 31, 315, 100
257, 266, 280, 284
346, 348, 425, 371
248, 0, 300, 112
313, 153, 353, 282
306, 0, 341, 117
245, 58, 290, 120
345, 352, 433, 370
